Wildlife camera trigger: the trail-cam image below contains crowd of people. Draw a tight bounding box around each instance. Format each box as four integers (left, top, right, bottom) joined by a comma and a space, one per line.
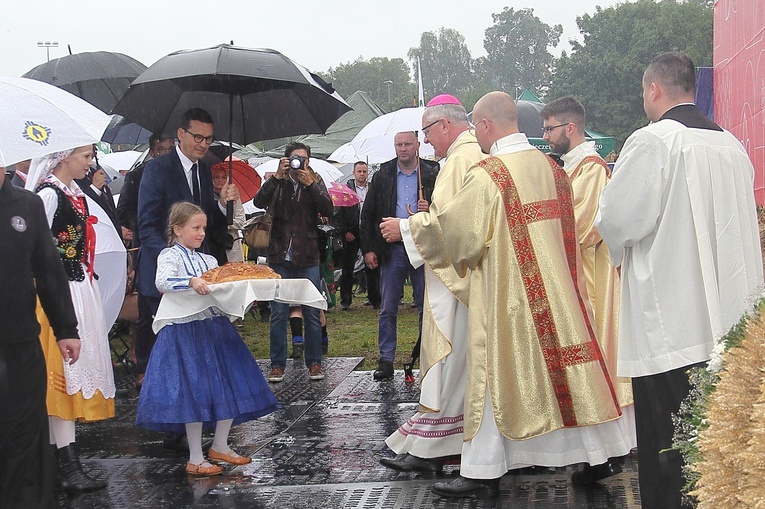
1, 51, 762, 508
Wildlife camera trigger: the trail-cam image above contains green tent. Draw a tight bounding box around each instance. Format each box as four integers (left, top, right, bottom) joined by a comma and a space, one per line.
515, 89, 616, 158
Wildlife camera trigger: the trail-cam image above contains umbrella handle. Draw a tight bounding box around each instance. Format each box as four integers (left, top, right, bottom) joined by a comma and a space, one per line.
226, 200, 234, 225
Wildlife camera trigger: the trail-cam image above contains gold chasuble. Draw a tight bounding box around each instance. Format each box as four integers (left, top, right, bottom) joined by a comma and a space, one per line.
430, 149, 620, 441
568, 154, 633, 407
408, 131, 485, 396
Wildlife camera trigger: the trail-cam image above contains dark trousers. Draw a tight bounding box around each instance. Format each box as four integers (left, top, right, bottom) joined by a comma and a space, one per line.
339, 240, 359, 307
377, 243, 424, 362
366, 266, 380, 307
632, 363, 703, 509
135, 294, 161, 374
0, 341, 55, 509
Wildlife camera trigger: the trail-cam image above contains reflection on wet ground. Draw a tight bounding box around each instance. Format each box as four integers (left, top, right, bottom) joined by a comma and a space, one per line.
58, 357, 641, 508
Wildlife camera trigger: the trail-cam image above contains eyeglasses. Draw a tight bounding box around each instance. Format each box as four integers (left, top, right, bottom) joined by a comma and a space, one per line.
182, 128, 215, 145
541, 123, 570, 133
421, 119, 440, 137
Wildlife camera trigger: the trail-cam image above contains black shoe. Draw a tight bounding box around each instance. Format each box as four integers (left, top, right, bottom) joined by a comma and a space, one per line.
373, 360, 394, 380
291, 343, 304, 359
432, 476, 500, 499
571, 459, 622, 485
57, 443, 107, 493
380, 453, 443, 473
341, 304, 350, 311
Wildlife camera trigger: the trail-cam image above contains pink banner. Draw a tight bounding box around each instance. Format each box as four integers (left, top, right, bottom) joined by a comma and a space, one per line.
714, 0, 765, 203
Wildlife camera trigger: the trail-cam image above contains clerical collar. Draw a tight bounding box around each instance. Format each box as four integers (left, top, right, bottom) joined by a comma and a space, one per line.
561, 141, 598, 171
490, 133, 532, 156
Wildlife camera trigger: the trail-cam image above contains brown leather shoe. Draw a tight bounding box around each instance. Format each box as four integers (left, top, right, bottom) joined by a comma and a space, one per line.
185, 460, 223, 476
308, 363, 325, 380
267, 367, 285, 383
208, 448, 252, 465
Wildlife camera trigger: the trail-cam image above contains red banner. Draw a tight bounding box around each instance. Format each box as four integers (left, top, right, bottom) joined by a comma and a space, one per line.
714, 0, 765, 203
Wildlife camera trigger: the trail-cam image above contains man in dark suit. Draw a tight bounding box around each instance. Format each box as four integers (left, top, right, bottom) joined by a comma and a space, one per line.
334, 161, 373, 311
117, 135, 175, 254
9, 160, 30, 188
360, 132, 439, 380
135, 108, 239, 408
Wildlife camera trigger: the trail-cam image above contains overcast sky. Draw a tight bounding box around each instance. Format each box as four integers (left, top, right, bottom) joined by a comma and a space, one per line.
3, 0, 621, 81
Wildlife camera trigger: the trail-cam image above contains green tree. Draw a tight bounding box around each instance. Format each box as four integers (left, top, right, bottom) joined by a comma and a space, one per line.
320, 57, 415, 111
547, 0, 713, 148
407, 27, 474, 100
483, 7, 562, 94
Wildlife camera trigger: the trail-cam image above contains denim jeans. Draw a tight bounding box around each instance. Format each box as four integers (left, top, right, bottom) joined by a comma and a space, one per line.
269, 262, 322, 369
378, 243, 424, 362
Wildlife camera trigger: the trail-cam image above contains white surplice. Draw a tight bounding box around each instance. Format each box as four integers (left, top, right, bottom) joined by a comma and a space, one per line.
595, 119, 763, 378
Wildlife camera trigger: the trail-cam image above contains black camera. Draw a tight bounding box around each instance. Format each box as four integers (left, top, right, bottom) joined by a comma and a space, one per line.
288, 155, 305, 170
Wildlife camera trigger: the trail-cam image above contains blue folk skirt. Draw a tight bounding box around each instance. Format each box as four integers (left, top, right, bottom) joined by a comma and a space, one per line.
136, 316, 278, 432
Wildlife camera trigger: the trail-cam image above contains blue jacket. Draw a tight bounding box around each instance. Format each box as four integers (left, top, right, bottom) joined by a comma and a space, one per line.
136, 149, 225, 298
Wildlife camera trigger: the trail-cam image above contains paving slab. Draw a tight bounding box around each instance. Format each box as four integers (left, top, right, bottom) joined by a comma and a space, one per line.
55, 358, 641, 508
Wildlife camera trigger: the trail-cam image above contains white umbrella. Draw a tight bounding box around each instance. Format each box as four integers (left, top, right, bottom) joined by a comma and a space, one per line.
353, 107, 427, 140
254, 157, 342, 184
329, 107, 434, 164
330, 136, 434, 165
0, 77, 110, 167
98, 150, 142, 174
86, 196, 127, 330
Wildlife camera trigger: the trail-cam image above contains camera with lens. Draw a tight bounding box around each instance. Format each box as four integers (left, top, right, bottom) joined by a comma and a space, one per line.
288, 155, 305, 170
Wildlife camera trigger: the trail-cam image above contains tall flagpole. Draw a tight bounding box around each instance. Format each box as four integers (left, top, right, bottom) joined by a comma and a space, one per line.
417, 57, 425, 107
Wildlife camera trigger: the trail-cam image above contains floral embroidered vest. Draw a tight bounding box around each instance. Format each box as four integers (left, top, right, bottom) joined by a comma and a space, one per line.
37, 182, 92, 282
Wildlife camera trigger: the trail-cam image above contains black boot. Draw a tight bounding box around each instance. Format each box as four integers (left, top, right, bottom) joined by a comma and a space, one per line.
58, 443, 107, 493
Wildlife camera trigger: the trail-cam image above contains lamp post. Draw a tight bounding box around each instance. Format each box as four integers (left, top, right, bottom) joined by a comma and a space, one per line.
383, 80, 392, 110
37, 41, 59, 62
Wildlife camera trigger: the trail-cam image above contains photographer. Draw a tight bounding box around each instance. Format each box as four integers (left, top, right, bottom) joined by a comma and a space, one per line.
252, 142, 333, 383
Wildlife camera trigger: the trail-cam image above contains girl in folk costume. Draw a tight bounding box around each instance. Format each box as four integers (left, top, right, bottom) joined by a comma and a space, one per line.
26, 146, 114, 493
136, 202, 278, 476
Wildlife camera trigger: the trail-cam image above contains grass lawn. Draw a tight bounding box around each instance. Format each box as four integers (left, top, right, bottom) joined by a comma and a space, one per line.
238, 285, 420, 371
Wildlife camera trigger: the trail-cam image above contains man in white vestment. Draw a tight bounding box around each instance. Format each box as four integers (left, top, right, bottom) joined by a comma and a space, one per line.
540, 96, 637, 484
384, 91, 633, 499
596, 52, 763, 509
379, 94, 484, 473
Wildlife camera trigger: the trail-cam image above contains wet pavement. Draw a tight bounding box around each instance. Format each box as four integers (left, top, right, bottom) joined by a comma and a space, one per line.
57, 357, 642, 508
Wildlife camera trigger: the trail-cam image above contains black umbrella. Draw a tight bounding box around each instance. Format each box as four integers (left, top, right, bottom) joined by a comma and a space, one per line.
23, 51, 147, 113
112, 43, 351, 222
468, 99, 545, 138
111, 44, 351, 143
102, 115, 152, 145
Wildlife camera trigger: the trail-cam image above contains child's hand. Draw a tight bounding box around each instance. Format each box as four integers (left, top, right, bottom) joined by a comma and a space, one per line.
189, 277, 210, 295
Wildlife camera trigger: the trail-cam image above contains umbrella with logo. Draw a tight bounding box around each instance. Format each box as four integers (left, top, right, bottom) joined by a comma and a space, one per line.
23, 51, 147, 113
112, 44, 351, 222
0, 77, 111, 167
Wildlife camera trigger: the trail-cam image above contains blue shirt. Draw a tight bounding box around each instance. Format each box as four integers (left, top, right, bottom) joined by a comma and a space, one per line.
395, 164, 419, 219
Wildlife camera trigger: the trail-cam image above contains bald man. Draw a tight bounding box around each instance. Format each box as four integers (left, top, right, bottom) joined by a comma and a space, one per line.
596, 52, 762, 508
405, 92, 631, 499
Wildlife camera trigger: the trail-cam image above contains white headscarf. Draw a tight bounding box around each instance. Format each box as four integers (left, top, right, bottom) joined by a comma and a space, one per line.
25, 149, 74, 191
